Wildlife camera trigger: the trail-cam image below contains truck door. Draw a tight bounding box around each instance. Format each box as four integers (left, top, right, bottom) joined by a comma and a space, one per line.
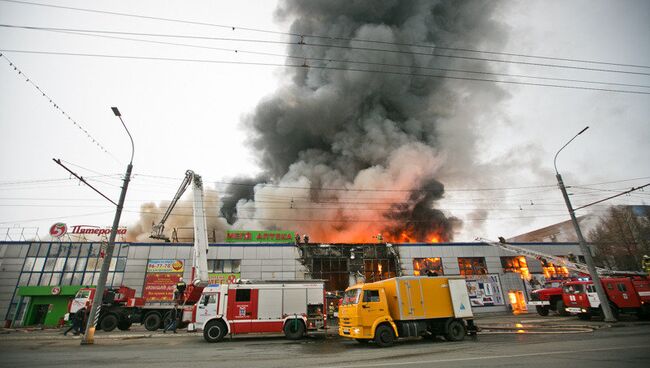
227, 288, 259, 333
196, 292, 220, 326
359, 289, 386, 328
609, 280, 639, 308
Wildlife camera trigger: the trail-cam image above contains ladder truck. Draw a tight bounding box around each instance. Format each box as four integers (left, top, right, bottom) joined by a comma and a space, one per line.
67, 170, 211, 331
476, 237, 641, 316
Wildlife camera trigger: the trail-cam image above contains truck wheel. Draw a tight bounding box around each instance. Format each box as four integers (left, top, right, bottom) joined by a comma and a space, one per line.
284, 318, 305, 340
374, 325, 395, 348
117, 320, 132, 331
444, 319, 466, 342
203, 320, 227, 343
144, 312, 162, 331
536, 306, 549, 316
99, 314, 118, 332
556, 300, 569, 316
578, 313, 591, 321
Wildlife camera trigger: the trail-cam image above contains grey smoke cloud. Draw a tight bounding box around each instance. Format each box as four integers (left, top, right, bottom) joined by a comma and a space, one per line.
227, 0, 509, 242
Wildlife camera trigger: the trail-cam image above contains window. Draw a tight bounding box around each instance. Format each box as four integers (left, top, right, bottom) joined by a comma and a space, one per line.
27, 243, 40, 257
32, 258, 45, 272
413, 258, 444, 276
49, 273, 61, 286
363, 290, 380, 303
342, 288, 362, 305
75, 258, 87, 272
208, 259, 241, 273
43, 258, 56, 272
500, 256, 530, 279
458, 257, 487, 276
54, 258, 66, 272
22, 257, 35, 272
235, 289, 251, 302
587, 284, 596, 293
48, 243, 60, 257
64, 258, 77, 272
617, 283, 627, 292
37, 244, 49, 257
115, 258, 127, 272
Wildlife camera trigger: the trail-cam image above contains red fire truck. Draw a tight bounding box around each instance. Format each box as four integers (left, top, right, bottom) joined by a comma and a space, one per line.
195, 280, 326, 342
67, 171, 212, 332
563, 275, 650, 320
529, 280, 569, 316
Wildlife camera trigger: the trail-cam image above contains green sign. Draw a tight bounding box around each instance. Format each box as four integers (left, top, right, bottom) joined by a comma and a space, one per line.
226, 230, 294, 243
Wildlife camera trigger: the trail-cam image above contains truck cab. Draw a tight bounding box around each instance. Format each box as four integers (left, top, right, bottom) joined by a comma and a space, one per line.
338, 286, 396, 343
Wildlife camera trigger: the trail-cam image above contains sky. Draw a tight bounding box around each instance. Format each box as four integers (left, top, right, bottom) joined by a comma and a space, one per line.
0, 0, 648, 243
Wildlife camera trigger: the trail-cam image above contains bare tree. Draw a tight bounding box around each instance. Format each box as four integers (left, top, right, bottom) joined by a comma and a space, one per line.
588, 206, 650, 271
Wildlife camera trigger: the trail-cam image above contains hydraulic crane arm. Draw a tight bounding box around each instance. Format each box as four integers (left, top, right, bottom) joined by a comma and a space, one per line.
151, 170, 209, 286
150, 171, 194, 241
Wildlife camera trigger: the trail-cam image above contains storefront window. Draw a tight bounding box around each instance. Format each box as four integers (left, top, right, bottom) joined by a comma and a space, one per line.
22, 257, 35, 272
79, 244, 90, 257
115, 258, 127, 272
75, 258, 87, 272
48, 243, 60, 257
413, 257, 444, 276
18, 273, 30, 286
64, 258, 77, 272
82, 273, 94, 285
49, 273, 61, 286
61, 272, 73, 286
43, 258, 56, 272
37, 244, 49, 257
72, 273, 83, 285
231, 260, 241, 273
28, 273, 40, 286
500, 256, 530, 279
32, 258, 45, 272
69, 243, 81, 257
458, 257, 487, 276
27, 243, 40, 257
54, 258, 66, 272
39, 273, 52, 286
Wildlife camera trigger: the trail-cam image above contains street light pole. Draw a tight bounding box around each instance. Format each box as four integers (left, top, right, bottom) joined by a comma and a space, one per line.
554, 126, 616, 322
81, 107, 134, 344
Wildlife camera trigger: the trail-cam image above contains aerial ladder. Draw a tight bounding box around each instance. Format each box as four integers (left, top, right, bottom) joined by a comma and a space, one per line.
476, 237, 646, 277
151, 170, 210, 302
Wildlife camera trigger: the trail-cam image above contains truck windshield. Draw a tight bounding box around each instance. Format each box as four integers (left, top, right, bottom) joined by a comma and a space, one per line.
75, 290, 91, 298
342, 289, 362, 305
563, 284, 585, 294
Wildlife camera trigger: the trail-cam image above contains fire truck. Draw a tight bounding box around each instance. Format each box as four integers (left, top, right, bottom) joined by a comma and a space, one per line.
563, 275, 650, 320
195, 280, 326, 342
67, 170, 212, 331
479, 238, 647, 318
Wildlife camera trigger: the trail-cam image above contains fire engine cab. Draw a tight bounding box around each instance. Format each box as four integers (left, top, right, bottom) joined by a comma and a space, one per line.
563, 275, 650, 320
195, 280, 326, 342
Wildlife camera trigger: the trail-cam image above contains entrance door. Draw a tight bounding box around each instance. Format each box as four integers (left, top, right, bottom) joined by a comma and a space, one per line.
32, 304, 50, 326
226, 288, 258, 333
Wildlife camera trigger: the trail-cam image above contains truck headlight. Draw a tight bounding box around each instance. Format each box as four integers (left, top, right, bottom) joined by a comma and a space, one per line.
353, 328, 360, 334
581, 309, 587, 312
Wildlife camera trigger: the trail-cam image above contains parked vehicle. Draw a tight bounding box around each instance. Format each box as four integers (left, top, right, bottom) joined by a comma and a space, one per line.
338, 276, 475, 347
196, 280, 325, 343
529, 280, 570, 316
68, 170, 212, 332
563, 275, 650, 320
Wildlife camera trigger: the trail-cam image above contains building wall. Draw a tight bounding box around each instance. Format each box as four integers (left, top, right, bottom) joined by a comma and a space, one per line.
0, 241, 582, 323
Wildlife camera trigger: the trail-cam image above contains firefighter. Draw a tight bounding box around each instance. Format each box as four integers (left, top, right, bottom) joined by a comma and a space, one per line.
642, 255, 650, 274
376, 233, 383, 243
295, 233, 301, 245
174, 277, 187, 302
567, 252, 577, 263
303, 234, 309, 245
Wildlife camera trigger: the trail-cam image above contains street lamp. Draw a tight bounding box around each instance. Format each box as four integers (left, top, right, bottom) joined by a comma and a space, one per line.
554, 126, 616, 322
81, 107, 135, 344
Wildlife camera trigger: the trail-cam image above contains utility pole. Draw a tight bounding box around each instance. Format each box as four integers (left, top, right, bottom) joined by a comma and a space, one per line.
554, 126, 616, 322
81, 107, 134, 344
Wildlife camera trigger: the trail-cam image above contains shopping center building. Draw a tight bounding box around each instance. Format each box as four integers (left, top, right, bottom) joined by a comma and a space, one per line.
0, 239, 584, 327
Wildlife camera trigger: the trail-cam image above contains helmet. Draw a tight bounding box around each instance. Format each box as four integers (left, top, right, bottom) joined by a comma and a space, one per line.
644, 255, 649, 259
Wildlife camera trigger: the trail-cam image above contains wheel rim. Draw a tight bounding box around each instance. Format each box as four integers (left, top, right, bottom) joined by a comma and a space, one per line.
208, 325, 222, 340
380, 329, 392, 344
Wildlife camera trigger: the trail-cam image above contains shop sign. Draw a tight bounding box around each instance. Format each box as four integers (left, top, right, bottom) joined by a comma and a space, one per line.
143, 273, 181, 301
226, 230, 294, 243
146, 259, 184, 273
208, 273, 240, 285
49, 222, 127, 237
51, 287, 61, 295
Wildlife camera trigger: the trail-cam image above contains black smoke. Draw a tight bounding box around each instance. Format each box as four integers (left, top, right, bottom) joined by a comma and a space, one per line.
223, 0, 507, 241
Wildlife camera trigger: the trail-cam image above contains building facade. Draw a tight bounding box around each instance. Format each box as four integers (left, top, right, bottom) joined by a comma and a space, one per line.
0, 240, 583, 327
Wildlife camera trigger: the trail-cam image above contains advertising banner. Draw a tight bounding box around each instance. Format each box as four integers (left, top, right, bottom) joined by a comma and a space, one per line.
146, 259, 184, 273
208, 273, 241, 285
464, 274, 505, 307
226, 230, 294, 243
143, 259, 184, 301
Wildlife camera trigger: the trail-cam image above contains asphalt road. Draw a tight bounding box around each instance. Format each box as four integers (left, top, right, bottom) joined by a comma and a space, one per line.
1, 322, 648, 368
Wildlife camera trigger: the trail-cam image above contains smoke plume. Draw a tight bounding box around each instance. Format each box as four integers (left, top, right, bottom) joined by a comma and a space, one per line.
225, 0, 509, 243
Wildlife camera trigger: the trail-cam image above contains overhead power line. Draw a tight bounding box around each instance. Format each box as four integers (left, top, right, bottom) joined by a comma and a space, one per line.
2, 49, 648, 95
0, 53, 120, 162
2, 0, 649, 71
6, 24, 648, 90
2, 24, 649, 78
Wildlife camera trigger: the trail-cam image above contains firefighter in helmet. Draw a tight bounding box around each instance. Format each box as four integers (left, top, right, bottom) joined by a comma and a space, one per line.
174, 277, 187, 302
376, 233, 383, 243
642, 255, 650, 274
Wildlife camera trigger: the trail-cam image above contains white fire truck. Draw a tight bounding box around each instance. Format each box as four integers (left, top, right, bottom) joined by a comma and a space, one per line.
195, 280, 326, 342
